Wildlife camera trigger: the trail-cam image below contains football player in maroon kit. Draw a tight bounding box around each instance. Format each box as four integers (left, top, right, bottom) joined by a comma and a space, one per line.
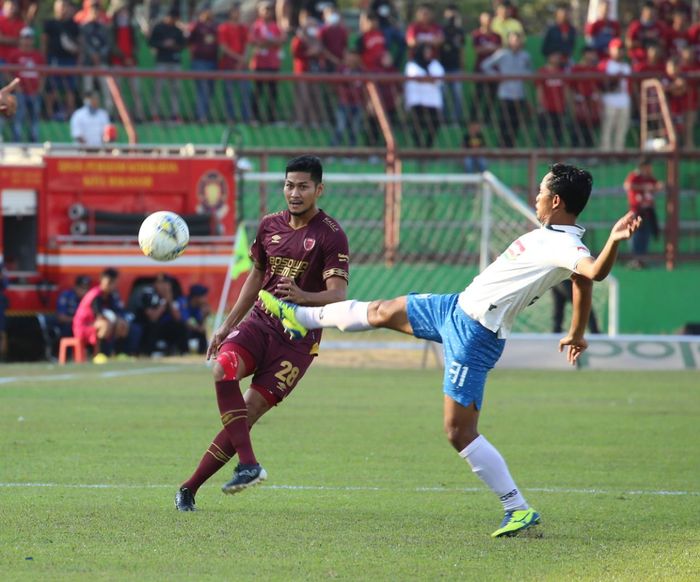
175, 155, 350, 511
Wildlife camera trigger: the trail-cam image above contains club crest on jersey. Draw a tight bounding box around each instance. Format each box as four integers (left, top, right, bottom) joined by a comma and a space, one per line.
303, 238, 316, 251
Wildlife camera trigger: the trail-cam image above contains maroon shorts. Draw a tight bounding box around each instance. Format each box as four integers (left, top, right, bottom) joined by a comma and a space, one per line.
220, 317, 316, 407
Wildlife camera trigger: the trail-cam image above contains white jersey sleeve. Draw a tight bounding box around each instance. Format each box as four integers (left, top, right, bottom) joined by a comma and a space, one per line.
458, 225, 591, 338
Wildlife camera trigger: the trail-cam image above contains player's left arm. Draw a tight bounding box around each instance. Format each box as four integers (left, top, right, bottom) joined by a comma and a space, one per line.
558, 274, 591, 365
575, 212, 642, 282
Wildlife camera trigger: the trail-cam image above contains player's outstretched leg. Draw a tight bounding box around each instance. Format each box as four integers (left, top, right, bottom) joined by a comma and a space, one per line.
258, 290, 310, 338
259, 290, 380, 336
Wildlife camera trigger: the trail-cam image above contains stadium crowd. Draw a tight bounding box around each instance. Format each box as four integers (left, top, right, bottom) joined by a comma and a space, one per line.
0, 0, 699, 148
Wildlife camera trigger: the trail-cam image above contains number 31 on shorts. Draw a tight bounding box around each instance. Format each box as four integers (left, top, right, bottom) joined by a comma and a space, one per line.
448, 361, 469, 387
275, 360, 300, 392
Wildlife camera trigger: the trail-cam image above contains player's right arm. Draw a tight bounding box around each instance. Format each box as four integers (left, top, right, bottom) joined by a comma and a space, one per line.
575, 212, 642, 282
207, 266, 265, 359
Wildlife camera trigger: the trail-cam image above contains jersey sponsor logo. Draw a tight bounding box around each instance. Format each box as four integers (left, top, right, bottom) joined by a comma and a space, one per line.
323, 267, 349, 281
337, 253, 349, 263
303, 237, 316, 251
225, 330, 240, 340
268, 255, 309, 278
270, 234, 282, 244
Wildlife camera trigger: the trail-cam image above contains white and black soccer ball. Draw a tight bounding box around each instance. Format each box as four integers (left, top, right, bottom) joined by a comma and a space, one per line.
138, 211, 190, 262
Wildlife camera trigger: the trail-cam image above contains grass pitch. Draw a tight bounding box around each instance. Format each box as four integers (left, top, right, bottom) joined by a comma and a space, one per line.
1, 362, 699, 581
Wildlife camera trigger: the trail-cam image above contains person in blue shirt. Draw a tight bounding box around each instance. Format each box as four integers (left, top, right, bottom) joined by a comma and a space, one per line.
55, 275, 92, 338
137, 273, 188, 355
185, 284, 211, 354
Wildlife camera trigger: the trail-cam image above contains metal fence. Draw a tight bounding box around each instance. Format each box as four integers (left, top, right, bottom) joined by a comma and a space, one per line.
1, 65, 698, 266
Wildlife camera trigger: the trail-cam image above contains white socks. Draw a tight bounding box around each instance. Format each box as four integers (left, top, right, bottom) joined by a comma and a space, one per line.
459, 435, 528, 512
295, 300, 372, 332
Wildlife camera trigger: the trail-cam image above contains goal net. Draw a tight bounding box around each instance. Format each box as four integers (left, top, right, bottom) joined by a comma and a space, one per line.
240, 170, 617, 335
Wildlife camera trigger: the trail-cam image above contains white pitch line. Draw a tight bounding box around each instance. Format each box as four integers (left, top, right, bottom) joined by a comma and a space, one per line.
0, 482, 697, 497
0, 366, 182, 385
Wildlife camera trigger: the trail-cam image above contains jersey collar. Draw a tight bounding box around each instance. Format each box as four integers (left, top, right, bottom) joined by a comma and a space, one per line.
545, 224, 586, 236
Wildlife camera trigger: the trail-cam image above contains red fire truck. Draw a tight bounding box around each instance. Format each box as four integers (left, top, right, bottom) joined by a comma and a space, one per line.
0, 145, 240, 359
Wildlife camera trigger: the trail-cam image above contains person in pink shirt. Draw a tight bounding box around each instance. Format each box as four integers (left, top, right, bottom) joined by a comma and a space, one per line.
7, 26, 42, 141
250, 1, 286, 123
73, 268, 129, 359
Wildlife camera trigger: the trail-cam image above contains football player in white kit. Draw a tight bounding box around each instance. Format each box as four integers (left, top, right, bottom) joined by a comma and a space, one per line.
259, 163, 641, 538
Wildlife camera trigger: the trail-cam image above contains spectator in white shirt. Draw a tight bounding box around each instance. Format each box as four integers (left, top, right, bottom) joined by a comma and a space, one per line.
70, 90, 110, 146
599, 38, 631, 151
405, 43, 445, 148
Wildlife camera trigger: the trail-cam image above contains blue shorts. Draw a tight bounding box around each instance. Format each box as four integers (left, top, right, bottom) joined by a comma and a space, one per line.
407, 293, 505, 409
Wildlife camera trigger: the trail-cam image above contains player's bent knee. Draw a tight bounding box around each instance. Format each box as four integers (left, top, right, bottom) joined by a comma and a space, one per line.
215, 350, 241, 381
444, 423, 479, 451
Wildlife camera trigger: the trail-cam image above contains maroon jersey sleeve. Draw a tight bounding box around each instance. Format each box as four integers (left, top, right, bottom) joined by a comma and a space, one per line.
249, 213, 276, 270
320, 216, 350, 284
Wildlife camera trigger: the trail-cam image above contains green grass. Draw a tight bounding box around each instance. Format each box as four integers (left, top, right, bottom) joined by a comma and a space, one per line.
1, 363, 699, 580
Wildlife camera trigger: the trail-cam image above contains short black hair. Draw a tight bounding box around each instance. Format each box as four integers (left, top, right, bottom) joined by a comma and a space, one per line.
546, 163, 592, 216
285, 155, 323, 184
101, 267, 119, 281
639, 155, 652, 167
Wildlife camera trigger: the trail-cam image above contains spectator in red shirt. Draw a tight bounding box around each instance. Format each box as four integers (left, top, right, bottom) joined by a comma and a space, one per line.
108, 1, 145, 122
319, 4, 347, 72
656, 0, 691, 26
536, 52, 566, 147
569, 46, 602, 148
218, 3, 252, 123
7, 26, 41, 141
666, 9, 690, 57
624, 157, 663, 264
687, 14, 700, 60
470, 11, 500, 123
331, 49, 364, 147
291, 10, 323, 127
585, 0, 621, 58
678, 45, 698, 147
189, 4, 218, 123
633, 42, 665, 75
405, 4, 443, 59
0, 0, 25, 70
250, 0, 286, 123
626, 2, 668, 65
472, 12, 501, 72
366, 50, 401, 148
665, 57, 690, 139
356, 11, 386, 72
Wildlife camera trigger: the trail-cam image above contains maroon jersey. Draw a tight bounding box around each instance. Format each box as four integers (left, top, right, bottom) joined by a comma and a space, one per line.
249, 209, 349, 353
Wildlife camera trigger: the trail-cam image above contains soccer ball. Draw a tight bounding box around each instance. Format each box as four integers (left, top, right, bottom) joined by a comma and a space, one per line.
138, 211, 190, 262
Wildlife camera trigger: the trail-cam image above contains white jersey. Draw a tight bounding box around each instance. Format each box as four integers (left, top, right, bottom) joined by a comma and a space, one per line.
458, 224, 591, 338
